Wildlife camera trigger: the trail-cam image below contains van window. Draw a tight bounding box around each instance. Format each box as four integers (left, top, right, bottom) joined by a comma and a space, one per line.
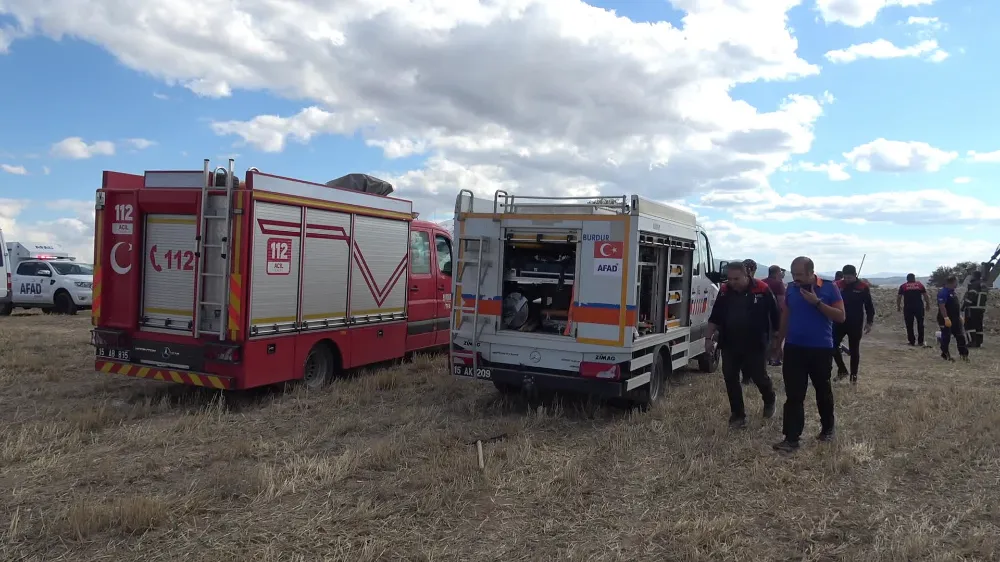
410, 231, 431, 274
435, 234, 452, 275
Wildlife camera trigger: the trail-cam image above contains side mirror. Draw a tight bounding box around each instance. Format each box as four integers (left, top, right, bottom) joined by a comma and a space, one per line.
707, 271, 724, 284
442, 262, 452, 276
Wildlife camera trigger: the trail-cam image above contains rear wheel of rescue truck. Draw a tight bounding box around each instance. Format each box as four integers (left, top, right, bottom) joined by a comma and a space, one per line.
625, 344, 670, 411
697, 333, 719, 373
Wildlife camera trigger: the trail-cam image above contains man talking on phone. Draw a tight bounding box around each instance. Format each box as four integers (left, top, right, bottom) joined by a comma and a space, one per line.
772, 256, 846, 453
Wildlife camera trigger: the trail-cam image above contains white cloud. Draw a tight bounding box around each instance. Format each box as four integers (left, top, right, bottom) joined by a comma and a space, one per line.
967, 150, 1000, 163
153, 92, 169, 100
953, 176, 971, 184
782, 160, 850, 181
843, 138, 957, 173
42, 166, 50, 175
825, 39, 947, 63
907, 16, 942, 28
0, 199, 94, 262
1, 0, 826, 208
699, 187, 1000, 225
704, 218, 995, 275
1, 164, 27, 175
50, 137, 115, 159
816, 0, 937, 28
125, 138, 156, 150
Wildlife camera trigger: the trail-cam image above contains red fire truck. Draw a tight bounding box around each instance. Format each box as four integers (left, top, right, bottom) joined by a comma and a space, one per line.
90, 159, 454, 390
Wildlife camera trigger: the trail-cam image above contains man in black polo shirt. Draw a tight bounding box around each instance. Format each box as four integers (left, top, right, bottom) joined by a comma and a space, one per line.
706, 262, 779, 429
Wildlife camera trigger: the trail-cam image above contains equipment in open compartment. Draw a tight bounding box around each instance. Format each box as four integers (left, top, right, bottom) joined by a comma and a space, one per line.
499, 232, 577, 335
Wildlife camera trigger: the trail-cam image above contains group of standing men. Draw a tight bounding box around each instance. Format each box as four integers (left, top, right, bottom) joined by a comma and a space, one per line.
896, 270, 985, 361
705, 256, 858, 453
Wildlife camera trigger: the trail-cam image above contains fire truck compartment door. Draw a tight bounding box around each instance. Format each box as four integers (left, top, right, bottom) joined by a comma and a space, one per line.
141, 214, 197, 331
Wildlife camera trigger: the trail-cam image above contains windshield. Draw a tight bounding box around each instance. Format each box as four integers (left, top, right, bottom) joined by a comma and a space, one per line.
50, 262, 93, 276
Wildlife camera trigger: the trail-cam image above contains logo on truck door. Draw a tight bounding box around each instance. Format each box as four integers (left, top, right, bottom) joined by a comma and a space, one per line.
265, 237, 292, 275
594, 241, 624, 276
110, 242, 133, 275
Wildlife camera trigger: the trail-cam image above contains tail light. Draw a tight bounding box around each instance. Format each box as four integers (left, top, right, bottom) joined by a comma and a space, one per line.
205, 343, 241, 364
580, 361, 622, 381
91, 328, 129, 348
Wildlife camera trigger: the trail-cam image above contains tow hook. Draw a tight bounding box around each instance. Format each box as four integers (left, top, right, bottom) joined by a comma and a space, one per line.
521, 376, 538, 402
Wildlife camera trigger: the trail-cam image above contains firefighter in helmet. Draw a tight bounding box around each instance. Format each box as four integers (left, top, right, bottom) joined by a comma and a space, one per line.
963, 270, 988, 347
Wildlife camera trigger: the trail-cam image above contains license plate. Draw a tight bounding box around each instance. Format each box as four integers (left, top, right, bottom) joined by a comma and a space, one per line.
452, 364, 491, 380
96, 347, 131, 361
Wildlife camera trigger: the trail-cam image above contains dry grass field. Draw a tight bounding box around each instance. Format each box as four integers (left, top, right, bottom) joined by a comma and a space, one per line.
2, 286, 1000, 561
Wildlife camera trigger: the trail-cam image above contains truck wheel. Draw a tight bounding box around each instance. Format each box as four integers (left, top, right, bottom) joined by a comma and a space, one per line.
632, 345, 668, 411
0, 303, 11, 316
54, 291, 78, 315
302, 343, 335, 390
697, 334, 720, 373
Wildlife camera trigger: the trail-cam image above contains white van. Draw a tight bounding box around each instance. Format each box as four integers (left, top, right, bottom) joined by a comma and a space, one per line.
0, 227, 10, 316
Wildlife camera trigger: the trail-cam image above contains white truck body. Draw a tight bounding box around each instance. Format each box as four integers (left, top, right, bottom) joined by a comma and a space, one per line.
6, 242, 93, 314
449, 191, 722, 405
0, 229, 10, 315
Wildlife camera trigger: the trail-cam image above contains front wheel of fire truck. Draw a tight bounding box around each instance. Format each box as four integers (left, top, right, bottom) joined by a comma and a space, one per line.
632, 345, 669, 411
53, 290, 78, 315
302, 343, 337, 390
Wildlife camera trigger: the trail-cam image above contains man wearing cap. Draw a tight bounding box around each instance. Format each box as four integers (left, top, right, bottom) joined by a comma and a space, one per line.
765, 265, 787, 366
772, 256, 845, 453
937, 275, 970, 361
833, 265, 875, 383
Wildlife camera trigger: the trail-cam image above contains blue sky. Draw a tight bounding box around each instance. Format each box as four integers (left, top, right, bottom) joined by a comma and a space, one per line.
0, 0, 997, 275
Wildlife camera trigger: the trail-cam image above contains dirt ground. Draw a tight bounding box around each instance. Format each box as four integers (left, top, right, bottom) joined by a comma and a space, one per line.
2, 290, 1000, 561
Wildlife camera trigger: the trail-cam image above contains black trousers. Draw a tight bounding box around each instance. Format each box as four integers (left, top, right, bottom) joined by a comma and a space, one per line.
903, 307, 925, 345
938, 316, 969, 358
833, 322, 862, 376
781, 344, 835, 442
964, 309, 984, 347
722, 347, 775, 418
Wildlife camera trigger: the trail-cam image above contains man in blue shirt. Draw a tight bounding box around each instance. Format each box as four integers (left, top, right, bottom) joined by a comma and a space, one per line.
937, 275, 969, 361
772, 256, 846, 453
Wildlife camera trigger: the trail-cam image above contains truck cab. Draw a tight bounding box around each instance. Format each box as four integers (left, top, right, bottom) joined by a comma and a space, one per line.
6, 242, 93, 315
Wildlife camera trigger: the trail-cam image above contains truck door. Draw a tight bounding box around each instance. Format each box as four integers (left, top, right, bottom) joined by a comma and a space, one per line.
406, 226, 436, 350
141, 214, 197, 332
433, 231, 454, 346
14, 261, 46, 304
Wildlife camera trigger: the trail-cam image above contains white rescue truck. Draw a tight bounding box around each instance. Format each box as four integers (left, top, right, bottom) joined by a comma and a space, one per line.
449, 191, 723, 407
3, 242, 93, 315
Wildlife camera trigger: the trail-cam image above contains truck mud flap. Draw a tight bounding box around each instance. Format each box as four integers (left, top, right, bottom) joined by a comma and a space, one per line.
95, 359, 233, 390
488, 367, 627, 399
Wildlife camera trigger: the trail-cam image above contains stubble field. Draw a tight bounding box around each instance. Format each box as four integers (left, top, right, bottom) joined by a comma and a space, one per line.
1, 286, 1000, 561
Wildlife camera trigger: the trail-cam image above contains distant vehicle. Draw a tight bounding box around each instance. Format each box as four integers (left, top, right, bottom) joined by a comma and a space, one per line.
3, 242, 92, 315
449, 191, 722, 408
91, 159, 453, 391
0, 228, 10, 316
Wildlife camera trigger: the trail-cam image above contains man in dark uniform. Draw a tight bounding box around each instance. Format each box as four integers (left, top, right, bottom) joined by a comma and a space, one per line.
740, 258, 760, 384
833, 265, 875, 383
937, 275, 969, 362
897, 273, 930, 346
963, 271, 987, 348
705, 262, 779, 429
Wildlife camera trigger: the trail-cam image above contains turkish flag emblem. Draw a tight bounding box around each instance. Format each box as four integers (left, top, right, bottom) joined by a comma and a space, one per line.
593, 241, 624, 258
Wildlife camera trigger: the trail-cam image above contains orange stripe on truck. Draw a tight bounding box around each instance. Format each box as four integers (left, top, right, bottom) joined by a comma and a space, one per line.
92, 268, 103, 325
96, 360, 231, 389
228, 274, 242, 340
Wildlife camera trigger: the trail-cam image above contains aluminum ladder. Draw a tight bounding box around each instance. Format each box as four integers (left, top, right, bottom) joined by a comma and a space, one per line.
193, 158, 235, 340
450, 235, 492, 377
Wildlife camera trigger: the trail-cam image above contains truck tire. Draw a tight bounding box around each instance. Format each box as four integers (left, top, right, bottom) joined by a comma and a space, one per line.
302, 343, 336, 390
632, 345, 668, 411
0, 302, 11, 316
697, 334, 719, 373
54, 291, 78, 315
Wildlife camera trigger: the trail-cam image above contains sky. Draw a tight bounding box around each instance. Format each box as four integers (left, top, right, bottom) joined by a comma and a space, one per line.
0, 0, 998, 276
